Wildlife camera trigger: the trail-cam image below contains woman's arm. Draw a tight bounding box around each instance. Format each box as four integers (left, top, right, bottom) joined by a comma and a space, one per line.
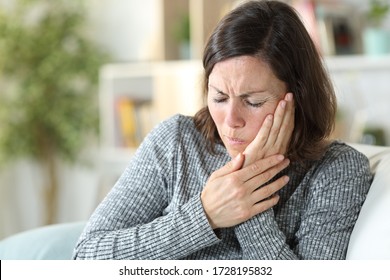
293, 146, 372, 259
73, 118, 220, 259
235, 145, 372, 259
235, 208, 297, 259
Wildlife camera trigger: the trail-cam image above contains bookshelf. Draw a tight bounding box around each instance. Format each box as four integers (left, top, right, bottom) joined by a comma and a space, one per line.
98, 61, 203, 194
99, 61, 203, 151
98, 63, 155, 194
99, 63, 155, 151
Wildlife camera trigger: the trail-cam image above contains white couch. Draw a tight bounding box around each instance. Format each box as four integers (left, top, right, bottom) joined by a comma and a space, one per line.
0, 143, 389, 259
346, 143, 390, 259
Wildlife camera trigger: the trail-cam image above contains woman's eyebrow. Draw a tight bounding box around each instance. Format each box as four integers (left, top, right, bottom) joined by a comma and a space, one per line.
209, 84, 228, 95
209, 84, 267, 97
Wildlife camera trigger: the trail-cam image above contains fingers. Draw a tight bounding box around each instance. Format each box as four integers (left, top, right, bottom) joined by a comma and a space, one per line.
202, 154, 290, 229
248, 175, 289, 217
243, 157, 290, 215
209, 152, 245, 180
247, 171, 290, 218
250, 194, 280, 217
266, 97, 287, 147
242, 92, 295, 168
264, 92, 295, 156
242, 114, 273, 167
273, 93, 295, 152
239, 154, 286, 182
251, 174, 289, 204
245, 157, 290, 192
247, 114, 273, 151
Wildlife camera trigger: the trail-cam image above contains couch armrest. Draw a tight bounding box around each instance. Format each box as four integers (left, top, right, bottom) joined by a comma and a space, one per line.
0, 221, 85, 260
346, 149, 390, 259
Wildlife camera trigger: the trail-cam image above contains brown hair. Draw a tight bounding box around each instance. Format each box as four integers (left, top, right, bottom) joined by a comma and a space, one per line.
193, 0, 336, 162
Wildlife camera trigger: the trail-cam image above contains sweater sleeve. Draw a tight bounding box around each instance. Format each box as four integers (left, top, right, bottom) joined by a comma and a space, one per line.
73, 117, 220, 259
235, 209, 297, 259
234, 145, 372, 259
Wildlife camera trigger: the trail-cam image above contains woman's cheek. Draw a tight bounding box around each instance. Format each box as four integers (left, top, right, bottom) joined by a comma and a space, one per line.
247, 104, 277, 141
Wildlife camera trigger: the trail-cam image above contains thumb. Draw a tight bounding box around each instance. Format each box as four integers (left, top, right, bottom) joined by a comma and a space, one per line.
231, 152, 245, 170
210, 153, 244, 180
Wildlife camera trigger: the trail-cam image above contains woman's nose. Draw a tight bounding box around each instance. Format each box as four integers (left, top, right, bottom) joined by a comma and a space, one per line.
226, 103, 245, 128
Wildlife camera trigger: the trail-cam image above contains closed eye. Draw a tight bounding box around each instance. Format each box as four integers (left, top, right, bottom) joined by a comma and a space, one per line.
243, 95, 270, 108
213, 98, 228, 103
245, 100, 265, 108
212, 89, 229, 103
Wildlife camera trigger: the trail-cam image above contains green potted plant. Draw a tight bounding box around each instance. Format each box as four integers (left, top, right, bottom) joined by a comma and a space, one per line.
0, 0, 108, 224
173, 13, 191, 59
363, 0, 390, 55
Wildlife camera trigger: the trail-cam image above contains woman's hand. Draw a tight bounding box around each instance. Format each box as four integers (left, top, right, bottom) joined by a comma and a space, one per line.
201, 153, 290, 229
243, 93, 295, 167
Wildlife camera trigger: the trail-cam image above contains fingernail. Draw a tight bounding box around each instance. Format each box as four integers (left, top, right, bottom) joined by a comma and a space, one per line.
284, 176, 290, 183
286, 93, 293, 101
267, 114, 273, 121
277, 154, 285, 161
280, 100, 286, 109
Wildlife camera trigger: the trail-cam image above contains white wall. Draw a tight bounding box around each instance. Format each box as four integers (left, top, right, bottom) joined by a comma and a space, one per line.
0, 150, 102, 239
85, 0, 162, 62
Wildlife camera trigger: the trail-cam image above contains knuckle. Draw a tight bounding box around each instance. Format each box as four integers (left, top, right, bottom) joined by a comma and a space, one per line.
231, 185, 246, 200
270, 127, 280, 136
257, 203, 269, 214
261, 184, 274, 197
226, 174, 240, 186
250, 162, 262, 173
269, 196, 280, 209
226, 161, 233, 169
237, 206, 251, 221
260, 169, 273, 183
256, 196, 278, 214
259, 134, 268, 142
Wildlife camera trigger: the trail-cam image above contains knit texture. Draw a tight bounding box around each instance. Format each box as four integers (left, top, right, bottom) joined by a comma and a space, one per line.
73, 114, 372, 260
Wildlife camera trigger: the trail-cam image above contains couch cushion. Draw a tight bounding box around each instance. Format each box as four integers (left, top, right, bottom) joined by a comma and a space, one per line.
346, 151, 390, 259
0, 221, 85, 260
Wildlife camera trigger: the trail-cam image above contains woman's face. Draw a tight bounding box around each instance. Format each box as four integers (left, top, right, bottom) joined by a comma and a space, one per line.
208, 55, 287, 158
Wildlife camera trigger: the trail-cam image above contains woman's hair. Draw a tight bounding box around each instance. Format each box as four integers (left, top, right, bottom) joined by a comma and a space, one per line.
193, 0, 337, 162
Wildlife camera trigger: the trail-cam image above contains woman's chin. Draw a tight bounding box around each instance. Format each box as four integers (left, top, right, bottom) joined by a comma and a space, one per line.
227, 148, 244, 159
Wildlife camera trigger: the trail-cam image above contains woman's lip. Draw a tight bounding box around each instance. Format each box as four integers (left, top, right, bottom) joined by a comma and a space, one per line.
225, 136, 246, 145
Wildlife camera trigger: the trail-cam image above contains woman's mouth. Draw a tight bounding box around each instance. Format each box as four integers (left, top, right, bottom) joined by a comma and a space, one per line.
225, 136, 246, 146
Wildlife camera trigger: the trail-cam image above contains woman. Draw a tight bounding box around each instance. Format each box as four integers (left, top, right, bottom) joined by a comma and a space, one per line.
74, 0, 371, 259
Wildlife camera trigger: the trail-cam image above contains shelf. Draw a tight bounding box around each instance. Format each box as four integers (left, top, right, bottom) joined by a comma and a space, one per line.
99, 60, 203, 152
325, 54, 390, 71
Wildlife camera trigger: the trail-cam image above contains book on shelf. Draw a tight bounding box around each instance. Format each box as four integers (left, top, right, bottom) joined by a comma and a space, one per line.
292, 0, 361, 56
115, 96, 156, 148
292, 0, 322, 52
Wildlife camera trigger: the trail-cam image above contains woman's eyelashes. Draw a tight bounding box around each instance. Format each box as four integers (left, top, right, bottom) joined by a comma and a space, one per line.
212, 97, 227, 103
212, 94, 266, 108
244, 100, 265, 108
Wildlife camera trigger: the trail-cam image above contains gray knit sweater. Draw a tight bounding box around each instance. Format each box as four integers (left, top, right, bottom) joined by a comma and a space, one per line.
73, 114, 372, 260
